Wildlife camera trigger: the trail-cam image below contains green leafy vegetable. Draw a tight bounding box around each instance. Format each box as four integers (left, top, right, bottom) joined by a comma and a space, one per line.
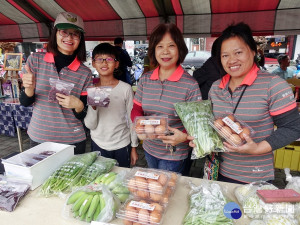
174, 100, 224, 159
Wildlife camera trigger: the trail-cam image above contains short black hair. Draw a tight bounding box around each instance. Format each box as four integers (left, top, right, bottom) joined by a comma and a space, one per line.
277, 54, 289, 64
47, 27, 86, 61
92, 43, 119, 61
216, 22, 258, 67
114, 37, 123, 45
148, 23, 188, 68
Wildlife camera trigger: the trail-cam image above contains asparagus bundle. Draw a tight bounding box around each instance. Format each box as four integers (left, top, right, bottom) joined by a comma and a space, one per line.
174, 100, 224, 159
72, 156, 117, 187
40, 152, 98, 197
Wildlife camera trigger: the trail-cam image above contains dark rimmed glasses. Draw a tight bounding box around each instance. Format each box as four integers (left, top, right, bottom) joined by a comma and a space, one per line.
58, 29, 81, 40
93, 57, 117, 64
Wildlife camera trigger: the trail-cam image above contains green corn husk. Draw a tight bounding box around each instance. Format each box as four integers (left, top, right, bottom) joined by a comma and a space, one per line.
72, 156, 117, 187
40, 152, 98, 197
174, 100, 224, 159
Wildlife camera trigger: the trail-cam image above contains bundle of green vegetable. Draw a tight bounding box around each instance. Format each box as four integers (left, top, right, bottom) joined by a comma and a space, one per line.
40, 152, 98, 197
174, 100, 224, 159
183, 182, 233, 225
72, 156, 117, 187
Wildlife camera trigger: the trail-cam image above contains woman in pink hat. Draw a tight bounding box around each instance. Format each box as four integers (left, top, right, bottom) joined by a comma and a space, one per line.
20, 12, 92, 154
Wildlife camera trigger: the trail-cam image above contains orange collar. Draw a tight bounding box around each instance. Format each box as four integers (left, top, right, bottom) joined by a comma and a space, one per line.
44, 52, 81, 71
150, 65, 184, 81
219, 64, 259, 89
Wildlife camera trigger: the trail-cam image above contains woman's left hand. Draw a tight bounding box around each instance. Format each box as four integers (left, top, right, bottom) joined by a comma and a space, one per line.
56, 93, 84, 112
223, 134, 259, 154
157, 126, 188, 146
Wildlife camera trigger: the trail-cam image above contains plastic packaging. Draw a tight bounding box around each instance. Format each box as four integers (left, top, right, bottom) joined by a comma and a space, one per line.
48, 78, 75, 103
134, 116, 168, 140
124, 167, 172, 203
87, 86, 112, 107
174, 100, 225, 159
210, 113, 255, 147
63, 184, 119, 223
183, 181, 233, 225
0, 175, 30, 212
116, 198, 166, 225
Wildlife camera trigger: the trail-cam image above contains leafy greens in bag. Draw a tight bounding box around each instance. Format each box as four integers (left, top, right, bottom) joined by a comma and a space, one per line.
174, 100, 224, 159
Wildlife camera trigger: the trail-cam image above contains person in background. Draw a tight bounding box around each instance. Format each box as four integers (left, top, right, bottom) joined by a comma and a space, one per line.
114, 37, 133, 85
84, 43, 138, 167
131, 23, 202, 173
193, 37, 226, 100
188, 22, 300, 184
272, 54, 294, 80
20, 12, 92, 154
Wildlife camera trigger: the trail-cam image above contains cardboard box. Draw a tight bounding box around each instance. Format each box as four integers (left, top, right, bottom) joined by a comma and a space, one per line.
2, 142, 74, 190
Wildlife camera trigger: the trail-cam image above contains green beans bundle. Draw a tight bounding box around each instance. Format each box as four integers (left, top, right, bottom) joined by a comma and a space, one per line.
174, 100, 224, 159
40, 152, 98, 197
73, 156, 117, 187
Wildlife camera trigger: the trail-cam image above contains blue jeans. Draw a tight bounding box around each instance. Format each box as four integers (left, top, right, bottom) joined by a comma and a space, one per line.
144, 151, 186, 174
91, 140, 131, 168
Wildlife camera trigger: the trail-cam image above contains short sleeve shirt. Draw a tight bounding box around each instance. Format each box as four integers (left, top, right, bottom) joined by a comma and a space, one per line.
209, 65, 296, 183
134, 66, 202, 160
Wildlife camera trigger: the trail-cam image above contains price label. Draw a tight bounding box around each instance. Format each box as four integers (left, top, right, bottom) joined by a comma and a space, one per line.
129, 200, 155, 211
140, 120, 160, 125
135, 171, 159, 180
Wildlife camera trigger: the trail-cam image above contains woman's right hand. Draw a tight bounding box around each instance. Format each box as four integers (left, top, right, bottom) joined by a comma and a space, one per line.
22, 65, 36, 97
187, 135, 196, 148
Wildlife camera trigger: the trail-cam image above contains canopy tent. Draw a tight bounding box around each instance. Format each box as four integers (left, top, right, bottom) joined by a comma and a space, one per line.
0, 0, 300, 42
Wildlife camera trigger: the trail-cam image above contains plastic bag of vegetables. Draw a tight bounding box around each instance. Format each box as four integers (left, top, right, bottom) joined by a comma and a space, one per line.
39, 152, 98, 197
183, 181, 233, 225
72, 156, 117, 187
174, 100, 224, 159
63, 184, 119, 223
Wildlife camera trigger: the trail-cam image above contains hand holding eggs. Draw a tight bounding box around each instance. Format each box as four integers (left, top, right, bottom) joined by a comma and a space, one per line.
134, 116, 168, 140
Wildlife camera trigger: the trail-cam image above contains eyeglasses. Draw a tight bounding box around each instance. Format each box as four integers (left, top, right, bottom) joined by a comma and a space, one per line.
58, 29, 81, 40
93, 57, 117, 64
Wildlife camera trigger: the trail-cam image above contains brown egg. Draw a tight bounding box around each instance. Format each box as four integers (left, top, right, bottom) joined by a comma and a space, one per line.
227, 114, 235, 122
161, 193, 169, 204
157, 173, 168, 185
239, 127, 251, 140
148, 180, 163, 193
230, 134, 242, 146
135, 124, 144, 134
165, 187, 172, 197
138, 209, 150, 223
144, 125, 155, 134
170, 172, 178, 181
149, 210, 162, 224
139, 200, 147, 204
128, 178, 137, 193
135, 177, 148, 189
160, 118, 167, 126
220, 126, 232, 138
136, 190, 150, 198
123, 219, 133, 225
154, 125, 166, 134
214, 118, 224, 129
125, 208, 138, 220
150, 192, 162, 202
150, 203, 163, 213
132, 223, 142, 225
137, 133, 147, 140
168, 179, 176, 188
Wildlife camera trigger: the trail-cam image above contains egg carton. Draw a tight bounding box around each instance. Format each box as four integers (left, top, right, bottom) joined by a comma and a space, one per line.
134, 116, 168, 140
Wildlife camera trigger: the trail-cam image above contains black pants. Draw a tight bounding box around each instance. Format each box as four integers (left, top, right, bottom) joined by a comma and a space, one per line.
30, 139, 86, 155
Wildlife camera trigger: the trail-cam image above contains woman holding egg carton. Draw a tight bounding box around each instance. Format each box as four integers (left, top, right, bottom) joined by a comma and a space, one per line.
131, 23, 201, 173
188, 22, 300, 184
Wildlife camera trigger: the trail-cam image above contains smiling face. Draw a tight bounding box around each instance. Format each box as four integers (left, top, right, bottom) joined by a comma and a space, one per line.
56, 29, 80, 55
92, 54, 119, 77
220, 36, 255, 81
155, 32, 179, 70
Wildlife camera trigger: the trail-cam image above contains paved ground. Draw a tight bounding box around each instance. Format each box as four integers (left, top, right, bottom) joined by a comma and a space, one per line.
0, 129, 298, 189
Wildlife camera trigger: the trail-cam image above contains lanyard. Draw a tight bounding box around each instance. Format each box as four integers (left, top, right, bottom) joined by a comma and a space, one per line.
233, 85, 247, 114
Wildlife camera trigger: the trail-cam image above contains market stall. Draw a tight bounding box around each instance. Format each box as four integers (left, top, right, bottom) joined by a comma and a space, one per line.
0, 166, 250, 225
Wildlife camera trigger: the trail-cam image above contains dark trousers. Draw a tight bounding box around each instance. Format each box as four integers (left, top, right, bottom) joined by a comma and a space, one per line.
91, 140, 131, 168
218, 173, 273, 184
30, 139, 86, 155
